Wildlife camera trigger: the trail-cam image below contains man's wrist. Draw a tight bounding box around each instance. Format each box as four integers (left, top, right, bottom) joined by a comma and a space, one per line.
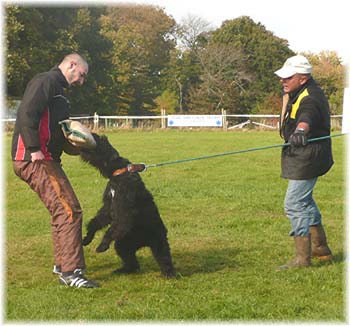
29, 147, 41, 154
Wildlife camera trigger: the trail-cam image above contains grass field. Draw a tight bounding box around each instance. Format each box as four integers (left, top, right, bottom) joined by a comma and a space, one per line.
4, 130, 347, 323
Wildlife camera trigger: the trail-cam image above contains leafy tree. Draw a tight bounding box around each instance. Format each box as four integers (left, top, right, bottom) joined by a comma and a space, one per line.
188, 43, 253, 113
5, 7, 345, 118
99, 5, 177, 115
302, 51, 344, 114
64, 7, 115, 115
160, 46, 204, 113
6, 6, 52, 96
154, 90, 178, 114
5, 6, 115, 115
211, 16, 294, 113
167, 15, 213, 113
5, 6, 29, 97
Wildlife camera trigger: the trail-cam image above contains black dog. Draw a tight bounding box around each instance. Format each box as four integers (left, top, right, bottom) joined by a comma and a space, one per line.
80, 133, 175, 278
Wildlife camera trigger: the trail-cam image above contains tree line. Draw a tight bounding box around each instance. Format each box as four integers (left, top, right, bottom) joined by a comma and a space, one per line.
5, 4, 345, 116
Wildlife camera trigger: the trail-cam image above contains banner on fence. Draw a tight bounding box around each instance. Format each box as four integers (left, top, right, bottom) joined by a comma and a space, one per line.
167, 115, 222, 127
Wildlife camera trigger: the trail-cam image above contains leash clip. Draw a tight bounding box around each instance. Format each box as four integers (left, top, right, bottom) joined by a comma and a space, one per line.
127, 163, 147, 173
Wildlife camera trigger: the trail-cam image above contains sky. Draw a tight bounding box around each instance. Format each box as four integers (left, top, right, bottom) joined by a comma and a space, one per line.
130, 0, 350, 65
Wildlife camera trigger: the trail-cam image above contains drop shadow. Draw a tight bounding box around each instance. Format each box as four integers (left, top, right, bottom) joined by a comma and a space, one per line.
86, 246, 240, 279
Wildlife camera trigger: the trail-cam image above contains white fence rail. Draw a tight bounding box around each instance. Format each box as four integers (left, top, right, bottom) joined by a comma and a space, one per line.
2, 113, 344, 131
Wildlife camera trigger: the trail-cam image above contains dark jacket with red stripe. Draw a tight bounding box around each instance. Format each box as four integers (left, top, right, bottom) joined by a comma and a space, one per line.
281, 78, 333, 179
12, 67, 70, 162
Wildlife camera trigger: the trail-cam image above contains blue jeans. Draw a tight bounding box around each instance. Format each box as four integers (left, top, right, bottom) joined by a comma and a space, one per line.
284, 178, 322, 237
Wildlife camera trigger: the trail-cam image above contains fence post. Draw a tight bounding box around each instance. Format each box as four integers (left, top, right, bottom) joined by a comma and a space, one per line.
161, 109, 166, 129
93, 112, 99, 131
222, 109, 227, 131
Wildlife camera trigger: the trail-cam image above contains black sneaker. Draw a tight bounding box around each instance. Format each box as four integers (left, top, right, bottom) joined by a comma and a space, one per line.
59, 269, 100, 288
52, 265, 84, 275
53, 265, 85, 276
53, 265, 62, 275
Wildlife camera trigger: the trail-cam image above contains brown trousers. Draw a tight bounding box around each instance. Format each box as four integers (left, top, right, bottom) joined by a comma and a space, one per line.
13, 160, 86, 272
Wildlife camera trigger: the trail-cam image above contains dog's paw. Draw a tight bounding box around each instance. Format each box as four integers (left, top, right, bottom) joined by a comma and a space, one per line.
82, 230, 96, 246
82, 235, 93, 246
112, 266, 139, 274
96, 242, 109, 253
162, 270, 176, 278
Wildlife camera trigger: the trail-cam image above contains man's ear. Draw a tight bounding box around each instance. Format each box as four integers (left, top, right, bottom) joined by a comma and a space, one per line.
69, 61, 76, 70
300, 75, 310, 86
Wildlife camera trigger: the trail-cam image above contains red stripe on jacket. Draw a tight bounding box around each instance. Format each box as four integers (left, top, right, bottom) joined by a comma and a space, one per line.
14, 108, 53, 161
14, 135, 25, 160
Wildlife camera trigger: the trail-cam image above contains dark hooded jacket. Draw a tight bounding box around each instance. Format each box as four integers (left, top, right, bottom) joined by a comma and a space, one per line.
280, 77, 333, 179
12, 67, 70, 162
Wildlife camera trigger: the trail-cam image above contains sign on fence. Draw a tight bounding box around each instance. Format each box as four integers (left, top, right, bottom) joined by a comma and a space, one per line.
167, 115, 222, 127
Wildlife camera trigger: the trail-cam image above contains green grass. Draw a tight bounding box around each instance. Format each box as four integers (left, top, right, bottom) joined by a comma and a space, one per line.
4, 130, 346, 322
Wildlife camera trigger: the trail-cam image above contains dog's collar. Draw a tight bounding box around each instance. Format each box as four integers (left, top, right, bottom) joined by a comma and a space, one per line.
111, 163, 147, 177
112, 167, 129, 177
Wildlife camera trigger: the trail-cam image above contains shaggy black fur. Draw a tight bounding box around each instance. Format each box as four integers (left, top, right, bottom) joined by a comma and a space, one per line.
80, 133, 175, 278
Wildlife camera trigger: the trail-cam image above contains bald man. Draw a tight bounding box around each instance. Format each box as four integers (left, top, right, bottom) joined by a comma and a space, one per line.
12, 53, 99, 288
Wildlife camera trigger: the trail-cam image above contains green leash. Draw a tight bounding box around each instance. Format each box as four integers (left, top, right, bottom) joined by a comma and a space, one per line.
145, 133, 346, 169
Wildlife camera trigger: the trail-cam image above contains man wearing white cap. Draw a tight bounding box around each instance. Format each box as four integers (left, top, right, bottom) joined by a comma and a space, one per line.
274, 55, 334, 270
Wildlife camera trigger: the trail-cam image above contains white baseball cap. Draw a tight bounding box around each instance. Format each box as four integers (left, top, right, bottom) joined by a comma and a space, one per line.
274, 55, 312, 78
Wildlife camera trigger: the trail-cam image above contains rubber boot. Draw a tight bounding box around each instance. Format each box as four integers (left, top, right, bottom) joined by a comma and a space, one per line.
310, 224, 333, 261
277, 235, 311, 270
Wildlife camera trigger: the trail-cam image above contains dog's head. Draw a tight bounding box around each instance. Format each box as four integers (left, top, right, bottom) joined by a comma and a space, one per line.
80, 133, 130, 178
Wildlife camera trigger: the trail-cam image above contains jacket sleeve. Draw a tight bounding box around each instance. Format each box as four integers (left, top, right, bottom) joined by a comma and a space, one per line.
16, 75, 55, 152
